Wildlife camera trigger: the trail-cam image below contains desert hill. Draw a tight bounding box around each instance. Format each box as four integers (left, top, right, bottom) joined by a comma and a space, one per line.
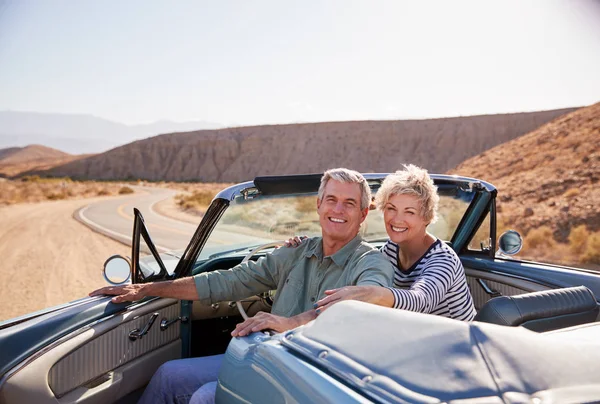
38, 108, 576, 183
0, 147, 21, 161
0, 145, 90, 178
452, 103, 599, 248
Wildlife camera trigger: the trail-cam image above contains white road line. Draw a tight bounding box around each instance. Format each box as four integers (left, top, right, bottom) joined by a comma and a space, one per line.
78, 205, 171, 252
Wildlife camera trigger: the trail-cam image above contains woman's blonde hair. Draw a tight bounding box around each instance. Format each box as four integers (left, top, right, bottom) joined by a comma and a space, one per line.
375, 164, 439, 223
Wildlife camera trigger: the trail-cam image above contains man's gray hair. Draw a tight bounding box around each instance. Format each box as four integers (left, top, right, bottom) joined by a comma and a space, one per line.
318, 168, 371, 210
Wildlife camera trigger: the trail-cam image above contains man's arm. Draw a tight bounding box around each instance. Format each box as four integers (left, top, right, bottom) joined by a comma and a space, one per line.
90, 245, 295, 303
89, 277, 198, 303
194, 246, 293, 304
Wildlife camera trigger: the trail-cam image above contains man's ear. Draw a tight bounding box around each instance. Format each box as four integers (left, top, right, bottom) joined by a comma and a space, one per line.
360, 207, 369, 223
317, 198, 322, 209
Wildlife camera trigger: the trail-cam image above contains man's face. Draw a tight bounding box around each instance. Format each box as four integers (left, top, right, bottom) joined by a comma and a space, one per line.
317, 180, 368, 244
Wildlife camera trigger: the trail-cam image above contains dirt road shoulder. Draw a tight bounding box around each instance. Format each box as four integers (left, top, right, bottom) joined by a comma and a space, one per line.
0, 198, 130, 321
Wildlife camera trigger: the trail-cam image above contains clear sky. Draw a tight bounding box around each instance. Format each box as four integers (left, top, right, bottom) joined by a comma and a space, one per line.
1, 0, 599, 126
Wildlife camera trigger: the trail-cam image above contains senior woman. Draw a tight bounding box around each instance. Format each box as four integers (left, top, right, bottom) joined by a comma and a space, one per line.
289, 165, 476, 321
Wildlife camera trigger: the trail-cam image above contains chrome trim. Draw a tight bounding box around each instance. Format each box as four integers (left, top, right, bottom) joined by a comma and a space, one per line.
215, 181, 255, 201
160, 316, 188, 331
128, 312, 159, 341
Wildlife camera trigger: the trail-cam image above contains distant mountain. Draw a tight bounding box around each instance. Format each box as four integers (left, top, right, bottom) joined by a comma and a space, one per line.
36, 107, 577, 183
0, 111, 222, 154
0, 144, 90, 177
451, 103, 599, 241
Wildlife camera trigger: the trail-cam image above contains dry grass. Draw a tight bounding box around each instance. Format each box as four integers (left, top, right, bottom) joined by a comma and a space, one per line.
562, 188, 580, 199
171, 183, 231, 215
0, 177, 135, 205
569, 225, 589, 254
504, 218, 600, 270
582, 233, 600, 264
119, 186, 134, 195
524, 226, 555, 250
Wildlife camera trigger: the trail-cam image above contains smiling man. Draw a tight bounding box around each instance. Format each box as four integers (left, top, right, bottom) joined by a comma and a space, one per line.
90, 167, 394, 404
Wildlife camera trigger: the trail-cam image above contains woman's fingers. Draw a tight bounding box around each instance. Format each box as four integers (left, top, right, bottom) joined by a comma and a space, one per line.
315, 301, 335, 314
315, 294, 341, 309
324, 288, 341, 295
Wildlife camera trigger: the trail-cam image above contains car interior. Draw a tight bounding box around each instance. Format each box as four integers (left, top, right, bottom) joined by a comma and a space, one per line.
1, 248, 600, 404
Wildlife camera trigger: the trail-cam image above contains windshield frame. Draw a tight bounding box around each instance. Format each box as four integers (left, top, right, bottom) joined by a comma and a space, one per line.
170, 173, 496, 279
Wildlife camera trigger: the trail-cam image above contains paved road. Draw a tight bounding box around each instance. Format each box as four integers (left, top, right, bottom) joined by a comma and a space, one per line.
75, 186, 274, 253
76, 187, 196, 251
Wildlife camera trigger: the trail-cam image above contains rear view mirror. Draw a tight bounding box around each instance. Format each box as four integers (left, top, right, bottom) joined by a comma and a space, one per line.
103, 255, 132, 285
498, 230, 523, 256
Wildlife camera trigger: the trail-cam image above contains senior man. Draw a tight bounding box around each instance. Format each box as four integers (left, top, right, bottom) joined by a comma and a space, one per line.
90, 168, 394, 404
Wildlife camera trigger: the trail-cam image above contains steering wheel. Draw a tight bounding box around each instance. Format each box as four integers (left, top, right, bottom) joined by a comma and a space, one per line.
236, 241, 285, 320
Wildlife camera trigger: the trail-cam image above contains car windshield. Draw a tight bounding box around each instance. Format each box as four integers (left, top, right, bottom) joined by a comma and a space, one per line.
196, 185, 475, 262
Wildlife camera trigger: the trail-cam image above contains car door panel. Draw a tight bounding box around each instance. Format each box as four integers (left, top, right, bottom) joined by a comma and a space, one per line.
465, 268, 550, 309
463, 256, 600, 310
0, 298, 181, 404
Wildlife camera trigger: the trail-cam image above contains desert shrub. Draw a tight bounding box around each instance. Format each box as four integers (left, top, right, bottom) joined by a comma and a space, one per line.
177, 190, 216, 211
295, 196, 315, 213
582, 233, 600, 264
96, 189, 110, 196
524, 226, 555, 250
21, 175, 41, 183
46, 192, 66, 200
563, 188, 580, 199
118, 186, 134, 195
569, 225, 589, 254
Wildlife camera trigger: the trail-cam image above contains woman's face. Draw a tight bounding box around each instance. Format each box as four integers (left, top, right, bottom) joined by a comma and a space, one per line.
383, 193, 429, 244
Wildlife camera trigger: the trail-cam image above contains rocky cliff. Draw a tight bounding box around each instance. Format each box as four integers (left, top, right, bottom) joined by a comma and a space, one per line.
39, 108, 576, 182
452, 103, 599, 240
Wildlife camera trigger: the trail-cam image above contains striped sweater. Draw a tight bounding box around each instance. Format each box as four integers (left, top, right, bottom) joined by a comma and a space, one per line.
381, 239, 476, 321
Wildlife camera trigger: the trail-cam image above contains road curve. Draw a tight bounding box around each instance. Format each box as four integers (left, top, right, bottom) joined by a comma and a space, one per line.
75, 187, 198, 252
75, 186, 275, 254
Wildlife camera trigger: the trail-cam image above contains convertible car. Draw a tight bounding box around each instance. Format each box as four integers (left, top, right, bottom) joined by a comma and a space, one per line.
1, 173, 599, 403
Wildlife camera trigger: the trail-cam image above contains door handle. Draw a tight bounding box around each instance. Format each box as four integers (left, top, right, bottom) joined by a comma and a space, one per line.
129, 312, 159, 341
160, 316, 188, 331
477, 279, 502, 298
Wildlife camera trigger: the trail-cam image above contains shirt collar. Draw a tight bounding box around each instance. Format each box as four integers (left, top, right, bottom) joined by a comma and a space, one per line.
305, 234, 364, 267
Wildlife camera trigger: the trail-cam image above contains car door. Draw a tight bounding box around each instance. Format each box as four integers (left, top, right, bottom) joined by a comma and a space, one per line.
0, 296, 182, 404
459, 203, 600, 310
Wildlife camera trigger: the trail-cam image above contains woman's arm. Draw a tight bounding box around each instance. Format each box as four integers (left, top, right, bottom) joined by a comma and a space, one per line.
388, 256, 457, 313
314, 285, 395, 313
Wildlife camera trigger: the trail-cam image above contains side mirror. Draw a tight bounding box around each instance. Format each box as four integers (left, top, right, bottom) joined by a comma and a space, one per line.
497, 230, 523, 256
103, 255, 132, 285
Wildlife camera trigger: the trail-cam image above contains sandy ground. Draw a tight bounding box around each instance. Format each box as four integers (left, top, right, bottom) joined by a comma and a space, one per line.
0, 198, 130, 321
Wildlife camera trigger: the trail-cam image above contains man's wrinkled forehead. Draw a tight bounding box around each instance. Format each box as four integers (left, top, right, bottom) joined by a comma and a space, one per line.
321, 179, 361, 202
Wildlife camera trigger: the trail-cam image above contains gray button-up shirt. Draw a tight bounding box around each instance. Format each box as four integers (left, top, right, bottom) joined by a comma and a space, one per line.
193, 235, 394, 317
